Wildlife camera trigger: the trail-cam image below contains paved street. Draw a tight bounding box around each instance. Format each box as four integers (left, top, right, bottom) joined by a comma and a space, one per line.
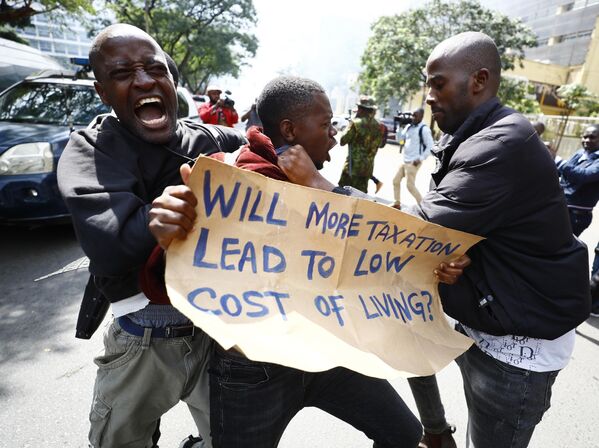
1, 142, 598, 447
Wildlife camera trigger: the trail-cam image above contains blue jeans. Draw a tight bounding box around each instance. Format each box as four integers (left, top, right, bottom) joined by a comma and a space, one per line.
209, 347, 422, 448
455, 343, 558, 448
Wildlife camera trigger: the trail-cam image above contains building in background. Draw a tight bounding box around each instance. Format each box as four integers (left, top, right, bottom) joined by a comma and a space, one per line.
481, 0, 599, 66
479, 0, 599, 114
16, 14, 93, 68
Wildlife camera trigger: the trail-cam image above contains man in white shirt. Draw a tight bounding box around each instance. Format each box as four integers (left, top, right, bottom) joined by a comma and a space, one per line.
392, 108, 434, 208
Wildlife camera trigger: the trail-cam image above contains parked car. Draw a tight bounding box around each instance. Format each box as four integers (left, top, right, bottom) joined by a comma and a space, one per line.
176, 86, 200, 122
0, 66, 200, 224
332, 115, 350, 132
0, 68, 110, 223
380, 117, 399, 145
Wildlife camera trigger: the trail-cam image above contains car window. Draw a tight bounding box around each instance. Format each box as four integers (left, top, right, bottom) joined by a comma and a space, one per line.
0, 82, 110, 126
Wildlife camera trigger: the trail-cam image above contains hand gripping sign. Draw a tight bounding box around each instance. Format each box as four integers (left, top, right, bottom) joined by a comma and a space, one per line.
165, 157, 481, 379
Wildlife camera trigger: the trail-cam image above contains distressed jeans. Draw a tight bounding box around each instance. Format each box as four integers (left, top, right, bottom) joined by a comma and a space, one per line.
455, 342, 559, 448
209, 347, 422, 448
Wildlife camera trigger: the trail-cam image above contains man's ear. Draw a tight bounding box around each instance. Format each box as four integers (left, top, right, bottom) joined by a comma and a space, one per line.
94, 81, 110, 106
472, 68, 490, 94
279, 119, 296, 143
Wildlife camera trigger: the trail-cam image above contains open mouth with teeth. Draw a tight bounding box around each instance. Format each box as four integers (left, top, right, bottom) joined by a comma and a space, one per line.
134, 96, 167, 128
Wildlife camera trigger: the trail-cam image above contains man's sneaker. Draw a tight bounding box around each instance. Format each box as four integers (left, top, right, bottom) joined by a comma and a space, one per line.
419, 425, 457, 448
590, 305, 599, 317
179, 435, 204, 448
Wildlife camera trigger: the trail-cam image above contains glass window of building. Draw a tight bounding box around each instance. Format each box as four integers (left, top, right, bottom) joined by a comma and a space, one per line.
67, 44, 80, 56
39, 40, 52, 51
37, 25, 50, 37
53, 42, 67, 54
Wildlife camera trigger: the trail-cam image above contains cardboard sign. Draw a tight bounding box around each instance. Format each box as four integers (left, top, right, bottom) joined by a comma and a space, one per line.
166, 157, 482, 379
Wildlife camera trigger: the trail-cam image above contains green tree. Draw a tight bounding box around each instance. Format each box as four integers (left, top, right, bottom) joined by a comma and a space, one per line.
102, 0, 258, 93
497, 76, 540, 115
0, 0, 93, 28
554, 83, 597, 150
360, 0, 537, 104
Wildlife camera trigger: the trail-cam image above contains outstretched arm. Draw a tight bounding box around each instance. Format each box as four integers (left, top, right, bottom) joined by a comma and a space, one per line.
278, 145, 472, 285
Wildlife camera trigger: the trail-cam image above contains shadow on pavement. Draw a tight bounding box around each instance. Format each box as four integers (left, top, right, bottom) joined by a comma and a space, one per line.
576, 317, 599, 346
0, 224, 88, 375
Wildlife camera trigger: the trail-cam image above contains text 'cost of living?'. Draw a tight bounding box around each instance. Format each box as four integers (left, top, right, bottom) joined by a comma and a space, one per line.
166, 157, 481, 379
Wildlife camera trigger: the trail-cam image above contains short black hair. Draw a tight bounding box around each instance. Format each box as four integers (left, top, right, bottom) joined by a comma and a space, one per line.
257, 76, 326, 134
586, 124, 599, 133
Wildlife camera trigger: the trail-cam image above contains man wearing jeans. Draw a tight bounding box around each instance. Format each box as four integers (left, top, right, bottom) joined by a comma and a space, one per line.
275, 33, 591, 448
392, 108, 433, 208
422, 32, 590, 447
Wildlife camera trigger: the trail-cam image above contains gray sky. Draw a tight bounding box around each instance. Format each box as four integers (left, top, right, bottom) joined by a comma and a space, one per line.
221, 0, 416, 112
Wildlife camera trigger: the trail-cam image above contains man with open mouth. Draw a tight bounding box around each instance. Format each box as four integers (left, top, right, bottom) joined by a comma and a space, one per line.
58, 23, 245, 448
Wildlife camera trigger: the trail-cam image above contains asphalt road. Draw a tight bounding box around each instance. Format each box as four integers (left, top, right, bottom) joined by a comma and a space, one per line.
1, 143, 598, 447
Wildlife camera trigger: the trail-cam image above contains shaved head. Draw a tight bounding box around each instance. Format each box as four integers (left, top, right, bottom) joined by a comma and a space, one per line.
425, 32, 502, 134
89, 24, 162, 81
88, 24, 177, 144
428, 31, 501, 93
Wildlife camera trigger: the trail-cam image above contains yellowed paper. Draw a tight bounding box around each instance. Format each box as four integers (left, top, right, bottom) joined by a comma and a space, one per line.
166, 156, 482, 379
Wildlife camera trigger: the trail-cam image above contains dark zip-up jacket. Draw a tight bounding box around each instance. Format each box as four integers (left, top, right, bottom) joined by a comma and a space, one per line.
418, 98, 590, 340
58, 115, 245, 301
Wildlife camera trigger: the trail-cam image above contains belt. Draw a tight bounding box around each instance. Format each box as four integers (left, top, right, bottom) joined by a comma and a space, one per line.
118, 315, 197, 338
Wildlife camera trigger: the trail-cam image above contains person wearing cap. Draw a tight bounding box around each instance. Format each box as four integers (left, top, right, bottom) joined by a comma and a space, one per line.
392, 108, 434, 208
198, 85, 239, 127
338, 95, 386, 193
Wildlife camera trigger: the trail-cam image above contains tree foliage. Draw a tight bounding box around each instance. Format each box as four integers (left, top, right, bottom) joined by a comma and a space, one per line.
359, 0, 537, 104
101, 0, 258, 93
556, 83, 596, 113
554, 83, 597, 150
0, 0, 93, 28
497, 76, 540, 115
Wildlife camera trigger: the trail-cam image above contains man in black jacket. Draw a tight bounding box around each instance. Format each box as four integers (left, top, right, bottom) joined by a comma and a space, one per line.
57, 24, 244, 447
276, 32, 590, 448
418, 32, 589, 448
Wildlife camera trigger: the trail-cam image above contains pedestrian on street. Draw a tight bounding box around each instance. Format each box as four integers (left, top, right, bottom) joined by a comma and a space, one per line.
338, 95, 385, 193
558, 123, 599, 237
392, 108, 434, 208
199, 85, 239, 127
57, 24, 245, 448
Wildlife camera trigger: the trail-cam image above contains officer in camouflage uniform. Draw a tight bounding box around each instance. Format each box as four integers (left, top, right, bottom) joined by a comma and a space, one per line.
338, 95, 384, 193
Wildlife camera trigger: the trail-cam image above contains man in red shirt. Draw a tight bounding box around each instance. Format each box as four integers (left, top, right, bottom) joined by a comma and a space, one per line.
198, 85, 239, 127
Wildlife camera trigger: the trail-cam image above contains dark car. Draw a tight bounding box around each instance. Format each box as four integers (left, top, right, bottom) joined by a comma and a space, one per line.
380, 118, 399, 145
0, 69, 110, 223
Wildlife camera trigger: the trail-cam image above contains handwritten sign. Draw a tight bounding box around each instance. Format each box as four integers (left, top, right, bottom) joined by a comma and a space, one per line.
166, 157, 481, 379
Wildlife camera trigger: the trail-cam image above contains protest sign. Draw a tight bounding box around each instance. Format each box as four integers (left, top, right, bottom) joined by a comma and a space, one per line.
166, 156, 482, 379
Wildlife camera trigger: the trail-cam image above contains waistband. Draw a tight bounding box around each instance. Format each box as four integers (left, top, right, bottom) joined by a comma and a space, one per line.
118, 315, 198, 338
127, 303, 192, 328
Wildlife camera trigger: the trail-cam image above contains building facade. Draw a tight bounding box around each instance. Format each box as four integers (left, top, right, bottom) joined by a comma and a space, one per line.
481, 0, 599, 66
16, 14, 93, 68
